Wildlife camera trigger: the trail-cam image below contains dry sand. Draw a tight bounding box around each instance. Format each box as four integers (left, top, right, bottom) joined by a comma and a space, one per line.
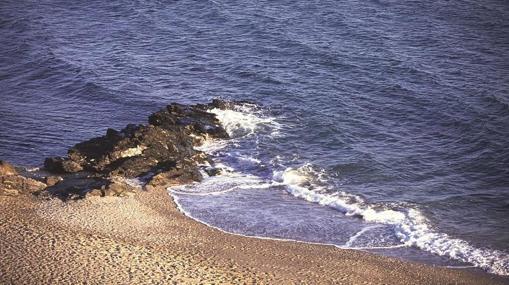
1, 187, 507, 284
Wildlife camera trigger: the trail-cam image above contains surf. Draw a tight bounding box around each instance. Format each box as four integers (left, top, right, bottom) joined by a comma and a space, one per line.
169, 101, 509, 276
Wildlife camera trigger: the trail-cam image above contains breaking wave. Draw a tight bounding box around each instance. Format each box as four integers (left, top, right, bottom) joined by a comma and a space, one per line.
171, 101, 509, 276
208, 103, 280, 138
276, 164, 509, 276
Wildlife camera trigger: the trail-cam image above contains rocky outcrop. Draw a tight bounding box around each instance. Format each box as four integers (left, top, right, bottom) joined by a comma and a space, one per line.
210, 99, 256, 110
1, 100, 234, 200
44, 157, 83, 173
32, 100, 232, 200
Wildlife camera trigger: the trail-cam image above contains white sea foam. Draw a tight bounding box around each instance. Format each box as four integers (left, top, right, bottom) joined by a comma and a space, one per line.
194, 103, 279, 156
208, 104, 280, 138
194, 136, 229, 153
237, 154, 262, 164
170, 168, 264, 197
277, 164, 509, 276
179, 102, 509, 275
345, 225, 385, 247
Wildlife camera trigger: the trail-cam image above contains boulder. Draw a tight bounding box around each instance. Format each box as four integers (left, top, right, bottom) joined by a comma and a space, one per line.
149, 103, 229, 139
62, 123, 190, 176
41, 174, 109, 200
36, 100, 238, 199
147, 161, 202, 188
210, 99, 256, 110
204, 167, 223, 177
44, 157, 83, 173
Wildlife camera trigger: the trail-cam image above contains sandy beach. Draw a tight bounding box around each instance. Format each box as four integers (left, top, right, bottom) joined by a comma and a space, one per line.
0, 186, 506, 285
2, 0, 509, 283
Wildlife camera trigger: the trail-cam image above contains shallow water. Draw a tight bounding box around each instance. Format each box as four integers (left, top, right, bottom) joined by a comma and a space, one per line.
1, 0, 508, 276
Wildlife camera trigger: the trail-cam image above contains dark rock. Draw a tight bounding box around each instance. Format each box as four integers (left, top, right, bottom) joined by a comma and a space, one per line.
35, 100, 239, 200
64, 124, 185, 176
66, 131, 133, 172
148, 161, 203, 188
204, 167, 222, 177
210, 99, 235, 110
149, 103, 229, 139
210, 99, 256, 110
105, 128, 121, 139
44, 157, 83, 173
43, 157, 62, 172
42, 174, 109, 200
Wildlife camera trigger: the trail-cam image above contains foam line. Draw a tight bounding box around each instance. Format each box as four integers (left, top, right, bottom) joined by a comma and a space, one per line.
278, 164, 509, 276
184, 102, 509, 276
170, 187, 239, 196
345, 225, 385, 247
169, 189, 408, 252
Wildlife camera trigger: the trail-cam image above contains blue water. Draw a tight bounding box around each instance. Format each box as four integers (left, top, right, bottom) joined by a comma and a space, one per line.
1, 0, 508, 276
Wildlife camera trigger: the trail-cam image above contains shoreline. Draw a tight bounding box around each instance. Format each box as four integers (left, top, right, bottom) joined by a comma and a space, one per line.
1, 185, 506, 284
0, 101, 507, 283
170, 189, 484, 267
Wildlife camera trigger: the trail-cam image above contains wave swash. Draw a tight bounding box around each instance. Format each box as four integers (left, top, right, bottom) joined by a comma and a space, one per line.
169, 102, 509, 276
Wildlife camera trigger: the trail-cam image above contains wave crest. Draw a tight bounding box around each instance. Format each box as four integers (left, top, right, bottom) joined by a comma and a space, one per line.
277, 164, 509, 276
209, 103, 280, 138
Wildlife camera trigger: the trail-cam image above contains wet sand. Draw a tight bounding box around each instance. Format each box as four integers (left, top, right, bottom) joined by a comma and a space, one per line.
0, 187, 506, 284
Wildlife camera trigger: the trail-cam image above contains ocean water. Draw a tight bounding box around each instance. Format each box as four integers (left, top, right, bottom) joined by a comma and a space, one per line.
1, 0, 508, 277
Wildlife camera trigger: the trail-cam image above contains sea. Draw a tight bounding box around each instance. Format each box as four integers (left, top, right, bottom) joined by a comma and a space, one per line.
1, 0, 508, 277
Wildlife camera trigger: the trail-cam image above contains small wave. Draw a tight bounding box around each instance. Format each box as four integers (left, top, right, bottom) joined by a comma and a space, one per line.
181, 101, 509, 276
171, 168, 265, 196
345, 225, 385, 247
208, 102, 280, 138
171, 187, 239, 196
194, 137, 230, 153
276, 164, 509, 276
236, 154, 262, 164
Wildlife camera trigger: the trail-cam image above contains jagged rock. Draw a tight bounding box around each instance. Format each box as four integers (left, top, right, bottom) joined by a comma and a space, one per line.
66, 127, 140, 172
42, 174, 109, 200
204, 167, 223, 177
210, 99, 255, 110
44, 157, 83, 173
147, 161, 202, 188
149, 103, 229, 139
37, 100, 236, 199
59, 123, 197, 178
